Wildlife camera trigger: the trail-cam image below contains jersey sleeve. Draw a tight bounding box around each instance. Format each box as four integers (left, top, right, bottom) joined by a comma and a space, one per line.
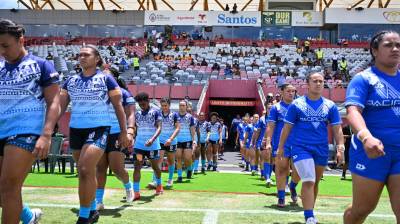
154, 110, 162, 126
284, 104, 298, 125
62, 77, 71, 91
105, 74, 119, 91
329, 104, 342, 125
344, 74, 368, 109
39, 60, 59, 87
189, 116, 195, 127
173, 113, 178, 124
268, 106, 278, 123
122, 90, 135, 106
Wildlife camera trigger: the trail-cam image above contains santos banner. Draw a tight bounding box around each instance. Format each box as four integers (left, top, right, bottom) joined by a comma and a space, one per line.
325, 8, 400, 24
144, 11, 208, 26
291, 11, 323, 27
207, 11, 261, 27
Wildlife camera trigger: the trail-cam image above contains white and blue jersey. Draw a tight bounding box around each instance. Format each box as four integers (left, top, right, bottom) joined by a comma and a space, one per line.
209, 122, 221, 142
197, 120, 210, 143
109, 88, 135, 134
244, 123, 255, 148
0, 54, 59, 139
63, 71, 119, 129
237, 122, 247, 141
159, 111, 179, 145
345, 66, 400, 182
177, 113, 195, 143
221, 124, 228, 140
254, 116, 267, 148
134, 107, 161, 150
268, 102, 294, 150
284, 96, 341, 146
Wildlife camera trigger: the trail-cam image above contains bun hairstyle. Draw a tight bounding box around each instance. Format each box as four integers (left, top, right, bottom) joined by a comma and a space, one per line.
82, 44, 104, 67
370, 30, 398, 63
0, 19, 25, 39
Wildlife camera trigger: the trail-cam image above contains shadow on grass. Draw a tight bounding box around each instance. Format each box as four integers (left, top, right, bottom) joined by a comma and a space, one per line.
264, 203, 303, 212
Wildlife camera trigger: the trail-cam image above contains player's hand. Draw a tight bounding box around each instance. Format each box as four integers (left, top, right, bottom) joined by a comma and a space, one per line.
276, 148, 284, 160
164, 138, 172, 147
193, 141, 197, 148
33, 135, 52, 160
119, 131, 131, 148
336, 150, 343, 165
363, 136, 385, 159
265, 143, 272, 153
219, 140, 222, 145
145, 138, 154, 147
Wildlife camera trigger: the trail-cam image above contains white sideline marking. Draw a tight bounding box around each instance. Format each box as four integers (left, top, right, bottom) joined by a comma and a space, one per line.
28, 203, 395, 219
202, 211, 219, 224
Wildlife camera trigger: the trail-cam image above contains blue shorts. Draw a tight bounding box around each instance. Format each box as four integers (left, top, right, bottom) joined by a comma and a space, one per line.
133, 149, 160, 161
70, 126, 110, 151
350, 136, 400, 183
0, 134, 40, 156
291, 144, 329, 166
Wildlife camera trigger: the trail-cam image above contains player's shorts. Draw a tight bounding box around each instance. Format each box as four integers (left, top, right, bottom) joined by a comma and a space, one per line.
133, 149, 160, 161
160, 143, 177, 153
70, 126, 110, 151
177, 141, 193, 150
106, 133, 128, 154
199, 142, 207, 148
0, 134, 40, 156
349, 136, 400, 183
208, 140, 219, 146
291, 144, 329, 167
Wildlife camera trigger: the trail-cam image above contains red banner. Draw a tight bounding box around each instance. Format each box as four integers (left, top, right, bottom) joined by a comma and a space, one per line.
209, 100, 256, 107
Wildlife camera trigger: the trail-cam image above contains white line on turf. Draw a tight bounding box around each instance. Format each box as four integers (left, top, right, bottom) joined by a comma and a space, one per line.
28, 203, 395, 219
202, 211, 219, 224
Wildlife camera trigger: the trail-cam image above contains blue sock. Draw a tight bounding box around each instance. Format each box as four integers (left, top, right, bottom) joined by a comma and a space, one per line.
168, 165, 175, 180
79, 206, 91, 219
20, 204, 33, 224
96, 189, 105, 204
304, 210, 314, 220
90, 200, 96, 211
261, 169, 264, 177
264, 162, 270, 179
193, 160, 199, 171
188, 164, 193, 172
178, 169, 183, 178
152, 173, 156, 182
156, 178, 162, 186
245, 161, 250, 167
255, 165, 259, 171
201, 159, 206, 168
209, 161, 213, 166
124, 181, 132, 190
133, 182, 140, 192
241, 156, 244, 161
277, 190, 286, 200
290, 180, 298, 190
251, 165, 255, 171
213, 161, 217, 167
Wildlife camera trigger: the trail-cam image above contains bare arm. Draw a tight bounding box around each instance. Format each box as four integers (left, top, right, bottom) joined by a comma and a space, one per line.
332, 124, 345, 164
59, 89, 70, 117
252, 129, 260, 147
33, 84, 61, 159
170, 122, 181, 142
347, 106, 384, 158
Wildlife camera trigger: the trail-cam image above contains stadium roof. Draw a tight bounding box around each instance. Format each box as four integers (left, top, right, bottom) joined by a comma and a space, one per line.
14, 0, 400, 11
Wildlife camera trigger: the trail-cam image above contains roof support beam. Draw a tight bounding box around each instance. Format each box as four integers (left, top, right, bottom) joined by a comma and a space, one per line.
213, 0, 225, 10
189, 0, 199, 10
160, 0, 174, 10
241, 0, 253, 11
58, 0, 73, 9
351, 0, 366, 9
137, 0, 145, 10
17, 0, 32, 9
258, 0, 263, 11
151, 0, 157, 10
98, 0, 105, 10
384, 0, 391, 8
203, 0, 209, 11
326, 0, 334, 7
109, 0, 123, 9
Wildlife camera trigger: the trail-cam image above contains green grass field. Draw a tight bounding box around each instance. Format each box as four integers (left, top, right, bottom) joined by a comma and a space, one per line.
4, 170, 394, 223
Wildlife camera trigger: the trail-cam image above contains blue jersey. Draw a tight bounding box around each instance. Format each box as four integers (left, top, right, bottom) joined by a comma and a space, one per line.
0, 54, 59, 138
197, 120, 210, 143
177, 113, 195, 142
237, 122, 247, 141
63, 71, 119, 129
284, 96, 341, 145
221, 124, 228, 140
134, 107, 161, 150
159, 111, 179, 145
254, 116, 267, 148
345, 66, 400, 146
109, 88, 135, 134
209, 122, 221, 141
231, 118, 242, 131
268, 102, 294, 148
244, 123, 255, 148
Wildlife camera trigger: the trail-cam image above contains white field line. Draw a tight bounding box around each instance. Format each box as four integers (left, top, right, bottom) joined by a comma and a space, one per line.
28, 203, 395, 219
202, 211, 219, 224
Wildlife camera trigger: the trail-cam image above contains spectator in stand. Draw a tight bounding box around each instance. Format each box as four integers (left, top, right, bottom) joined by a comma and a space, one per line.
274, 93, 281, 104
171, 63, 180, 70
233, 60, 239, 70
270, 53, 277, 64
211, 63, 220, 71
266, 93, 274, 104
283, 58, 289, 66
152, 46, 159, 57
183, 45, 190, 53
271, 68, 277, 77
294, 58, 302, 66
201, 58, 208, 66
224, 64, 232, 76
46, 52, 53, 60
224, 4, 229, 11
165, 66, 173, 78
156, 36, 163, 51
324, 68, 332, 80
315, 48, 324, 66
190, 58, 195, 66
332, 51, 339, 71
217, 49, 223, 55
276, 72, 286, 87
304, 39, 310, 52
251, 60, 259, 69
231, 3, 238, 13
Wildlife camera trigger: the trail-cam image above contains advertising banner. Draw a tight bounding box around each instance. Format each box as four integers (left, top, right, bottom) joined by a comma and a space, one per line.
291, 11, 323, 26
208, 11, 261, 27
262, 11, 291, 26
144, 11, 208, 26
209, 100, 256, 107
325, 8, 400, 24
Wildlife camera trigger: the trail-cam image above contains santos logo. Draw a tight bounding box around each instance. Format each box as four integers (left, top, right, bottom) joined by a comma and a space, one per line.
217, 14, 257, 25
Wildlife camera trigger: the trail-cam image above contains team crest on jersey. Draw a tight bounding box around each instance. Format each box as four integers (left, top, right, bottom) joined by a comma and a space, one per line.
101, 133, 107, 145
368, 78, 400, 116
296, 97, 331, 129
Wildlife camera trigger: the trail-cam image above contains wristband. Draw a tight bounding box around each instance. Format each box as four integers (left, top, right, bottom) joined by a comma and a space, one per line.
357, 128, 369, 141
336, 144, 345, 152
